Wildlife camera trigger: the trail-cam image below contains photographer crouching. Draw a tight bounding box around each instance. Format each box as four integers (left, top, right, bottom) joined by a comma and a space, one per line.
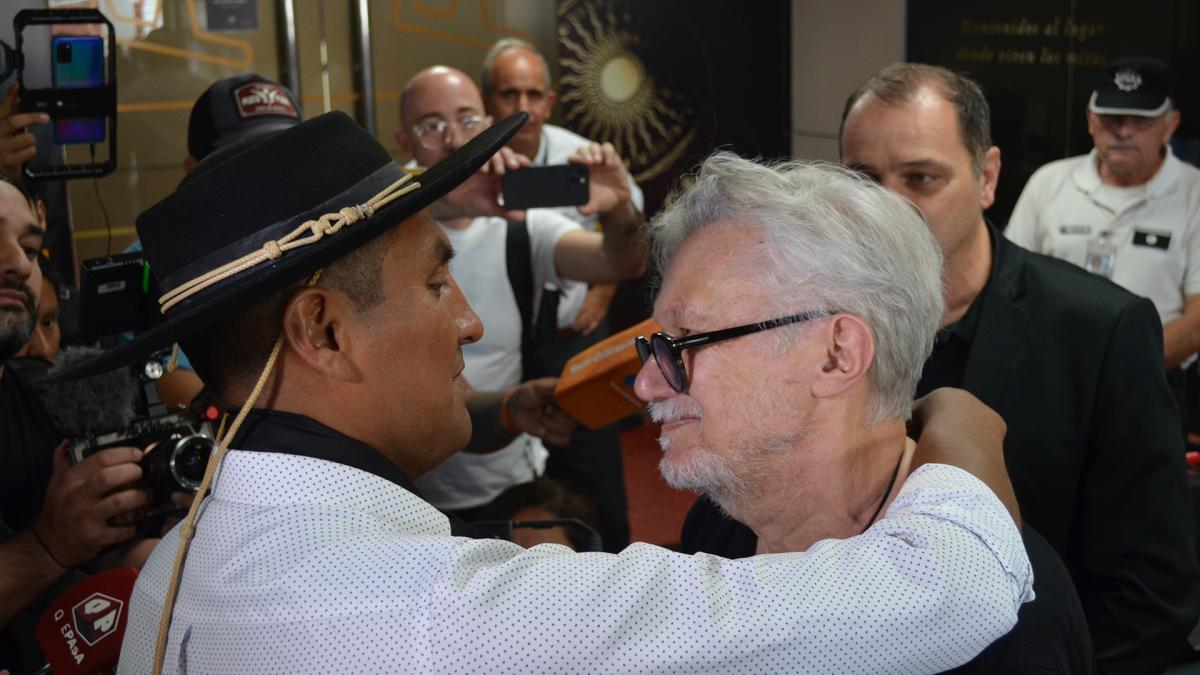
0, 173, 168, 674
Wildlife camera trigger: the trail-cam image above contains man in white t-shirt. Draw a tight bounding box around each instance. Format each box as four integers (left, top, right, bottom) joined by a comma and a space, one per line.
480, 38, 645, 548
479, 38, 646, 339
1007, 58, 1200, 372
394, 66, 647, 516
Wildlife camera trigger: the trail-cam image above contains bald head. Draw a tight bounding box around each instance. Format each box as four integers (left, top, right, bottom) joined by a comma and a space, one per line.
399, 66, 482, 128
396, 66, 490, 167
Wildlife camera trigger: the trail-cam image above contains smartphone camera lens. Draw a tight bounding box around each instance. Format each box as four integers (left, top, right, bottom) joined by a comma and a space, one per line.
56, 42, 72, 64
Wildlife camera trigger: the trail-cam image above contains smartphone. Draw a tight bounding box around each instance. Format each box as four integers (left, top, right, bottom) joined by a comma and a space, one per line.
502, 165, 589, 210
51, 35, 105, 145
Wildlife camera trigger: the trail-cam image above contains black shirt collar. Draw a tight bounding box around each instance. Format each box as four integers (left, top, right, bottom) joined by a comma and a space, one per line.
226, 409, 479, 537
229, 408, 419, 492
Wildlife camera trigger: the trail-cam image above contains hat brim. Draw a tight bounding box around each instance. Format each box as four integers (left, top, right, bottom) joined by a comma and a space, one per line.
1089, 90, 1171, 117
52, 112, 528, 382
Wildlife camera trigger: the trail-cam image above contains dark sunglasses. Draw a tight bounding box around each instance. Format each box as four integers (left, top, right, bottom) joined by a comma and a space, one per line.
635, 310, 834, 393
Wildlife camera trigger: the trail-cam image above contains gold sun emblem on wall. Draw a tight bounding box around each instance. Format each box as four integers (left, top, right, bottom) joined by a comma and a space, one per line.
557, 0, 700, 182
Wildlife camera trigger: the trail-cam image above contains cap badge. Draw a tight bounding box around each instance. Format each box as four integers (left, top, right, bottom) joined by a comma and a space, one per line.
233, 82, 300, 119
1114, 69, 1142, 92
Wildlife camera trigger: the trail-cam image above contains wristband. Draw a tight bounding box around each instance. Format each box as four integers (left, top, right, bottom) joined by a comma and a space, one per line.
499, 388, 519, 435
30, 525, 68, 570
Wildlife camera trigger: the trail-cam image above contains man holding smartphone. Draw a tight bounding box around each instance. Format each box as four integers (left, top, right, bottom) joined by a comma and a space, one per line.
482, 38, 644, 550
395, 66, 646, 533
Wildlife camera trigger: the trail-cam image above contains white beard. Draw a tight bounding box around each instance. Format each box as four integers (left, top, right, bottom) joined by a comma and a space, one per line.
649, 397, 747, 500
649, 396, 802, 507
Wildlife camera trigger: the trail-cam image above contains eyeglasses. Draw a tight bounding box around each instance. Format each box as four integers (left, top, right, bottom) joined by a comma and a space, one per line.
635, 310, 834, 393
411, 113, 492, 149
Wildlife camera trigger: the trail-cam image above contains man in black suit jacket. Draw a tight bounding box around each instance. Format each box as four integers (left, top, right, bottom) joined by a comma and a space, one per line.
843, 67, 1200, 674
683, 63, 1199, 674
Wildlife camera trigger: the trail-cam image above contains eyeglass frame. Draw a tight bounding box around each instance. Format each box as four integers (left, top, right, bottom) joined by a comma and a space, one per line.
635, 310, 835, 393
410, 113, 493, 150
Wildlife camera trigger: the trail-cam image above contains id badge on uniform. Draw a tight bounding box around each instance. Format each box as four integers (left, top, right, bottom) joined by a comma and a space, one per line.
1084, 230, 1116, 279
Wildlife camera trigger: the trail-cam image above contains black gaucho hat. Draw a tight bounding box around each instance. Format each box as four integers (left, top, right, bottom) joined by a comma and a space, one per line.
58, 110, 527, 381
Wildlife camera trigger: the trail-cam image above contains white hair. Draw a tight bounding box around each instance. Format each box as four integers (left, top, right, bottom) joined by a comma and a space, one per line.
649, 153, 945, 423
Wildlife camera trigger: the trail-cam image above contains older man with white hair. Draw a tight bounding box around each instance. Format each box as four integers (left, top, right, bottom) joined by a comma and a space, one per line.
637, 152, 970, 552
655, 152, 1094, 671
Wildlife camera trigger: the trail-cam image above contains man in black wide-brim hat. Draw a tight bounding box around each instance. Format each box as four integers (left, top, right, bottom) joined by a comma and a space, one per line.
75, 111, 1032, 672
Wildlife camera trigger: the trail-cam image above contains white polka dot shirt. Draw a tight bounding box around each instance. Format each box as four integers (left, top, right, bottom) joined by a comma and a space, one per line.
118, 450, 1032, 674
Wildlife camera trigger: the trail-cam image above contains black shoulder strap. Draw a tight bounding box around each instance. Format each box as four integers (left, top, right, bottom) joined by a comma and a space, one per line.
505, 220, 535, 375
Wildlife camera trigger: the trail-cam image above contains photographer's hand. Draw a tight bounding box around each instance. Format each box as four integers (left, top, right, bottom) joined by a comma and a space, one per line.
94, 493, 199, 569
159, 491, 195, 536
570, 143, 632, 217
430, 146, 529, 222
0, 81, 48, 180
32, 443, 152, 569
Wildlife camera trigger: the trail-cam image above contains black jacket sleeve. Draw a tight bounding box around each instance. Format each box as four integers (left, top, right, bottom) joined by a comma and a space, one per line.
1076, 296, 1200, 674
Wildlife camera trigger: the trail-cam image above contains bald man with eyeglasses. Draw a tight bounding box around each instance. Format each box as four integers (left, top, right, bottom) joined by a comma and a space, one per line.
393, 65, 647, 527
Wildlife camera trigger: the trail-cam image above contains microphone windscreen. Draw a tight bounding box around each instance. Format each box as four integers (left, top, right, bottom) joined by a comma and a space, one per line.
35, 567, 138, 675
554, 318, 657, 430
39, 346, 138, 438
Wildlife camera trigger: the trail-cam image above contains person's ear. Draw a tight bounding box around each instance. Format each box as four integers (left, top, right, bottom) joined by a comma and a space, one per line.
395, 128, 414, 161
546, 87, 557, 112
1085, 109, 1102, 138
281, 288, 362, 383
1164, 110, 1182, 145
182, 155, 197, 173
812, 314, 874, 400
979, 145, 1001, 211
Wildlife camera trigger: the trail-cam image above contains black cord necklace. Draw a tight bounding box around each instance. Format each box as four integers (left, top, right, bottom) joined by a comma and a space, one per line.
861, 450, 905, 534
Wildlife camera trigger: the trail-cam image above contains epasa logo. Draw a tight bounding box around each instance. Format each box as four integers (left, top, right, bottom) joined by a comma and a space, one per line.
52, 592, 124, 665
72, 592, 124, 646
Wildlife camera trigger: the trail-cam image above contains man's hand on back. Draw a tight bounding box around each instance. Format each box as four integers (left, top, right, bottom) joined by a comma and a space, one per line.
909, 388, 1021, 526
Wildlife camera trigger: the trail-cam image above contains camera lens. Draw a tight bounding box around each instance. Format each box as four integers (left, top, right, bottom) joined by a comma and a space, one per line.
56, 42, 72, 64
170, 436, 213, 490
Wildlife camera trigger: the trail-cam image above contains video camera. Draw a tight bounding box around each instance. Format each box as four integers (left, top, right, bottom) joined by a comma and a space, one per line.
62, 350, 217, 529
30, 250, 218, 534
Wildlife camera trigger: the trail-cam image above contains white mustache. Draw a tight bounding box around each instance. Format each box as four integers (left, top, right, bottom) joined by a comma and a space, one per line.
648, 398, 702, 424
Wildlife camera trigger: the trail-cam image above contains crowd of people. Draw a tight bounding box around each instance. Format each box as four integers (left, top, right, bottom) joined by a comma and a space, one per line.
0, 34, 1196, 674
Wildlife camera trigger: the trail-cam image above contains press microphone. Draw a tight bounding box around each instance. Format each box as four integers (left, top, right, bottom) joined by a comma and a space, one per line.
34, 567, 138, 675
554, 318, 659, 430
37, 346, 138, 439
